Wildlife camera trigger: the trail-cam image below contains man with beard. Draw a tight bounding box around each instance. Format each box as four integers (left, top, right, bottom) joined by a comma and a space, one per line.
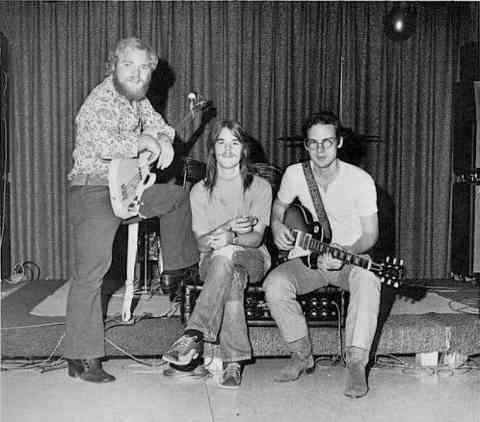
65, 38, 199, 383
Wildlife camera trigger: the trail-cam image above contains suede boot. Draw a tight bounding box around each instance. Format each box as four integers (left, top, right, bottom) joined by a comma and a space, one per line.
67, 358, 115, 383
274, 336, 315, 382
344, 347, 369, 398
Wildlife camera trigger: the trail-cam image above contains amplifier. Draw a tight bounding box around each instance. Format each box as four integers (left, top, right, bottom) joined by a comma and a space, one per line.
181, 284, 348, 327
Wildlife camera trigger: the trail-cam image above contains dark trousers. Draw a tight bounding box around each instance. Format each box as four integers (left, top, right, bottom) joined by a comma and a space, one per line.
64, 184, 199, 359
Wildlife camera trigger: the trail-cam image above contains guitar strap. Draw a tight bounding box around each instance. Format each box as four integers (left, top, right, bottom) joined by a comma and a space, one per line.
301, 161, 332, 242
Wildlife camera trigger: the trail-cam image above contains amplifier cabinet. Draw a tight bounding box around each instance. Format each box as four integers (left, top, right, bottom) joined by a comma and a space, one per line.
451, 81, 480, 279
181, 284, 348, 327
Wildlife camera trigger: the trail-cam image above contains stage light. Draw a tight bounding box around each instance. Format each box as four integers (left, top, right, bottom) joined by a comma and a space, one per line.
384, 2, 417, 42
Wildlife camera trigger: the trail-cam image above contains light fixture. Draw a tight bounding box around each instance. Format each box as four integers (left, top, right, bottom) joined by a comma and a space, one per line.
384, 2, 417, 42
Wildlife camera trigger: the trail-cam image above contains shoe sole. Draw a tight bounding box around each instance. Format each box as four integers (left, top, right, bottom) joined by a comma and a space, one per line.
344, 389, 369, 399
163, 349, 200, 366
274, 365, 316, 383
218, 382, 241, 390
68, 368, 115, 383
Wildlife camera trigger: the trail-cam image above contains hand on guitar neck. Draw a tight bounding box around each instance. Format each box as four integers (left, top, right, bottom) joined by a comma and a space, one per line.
316, 243, 353, 271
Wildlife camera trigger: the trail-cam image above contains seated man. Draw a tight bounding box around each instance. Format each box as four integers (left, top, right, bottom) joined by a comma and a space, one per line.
163, 119, 272, 388
65, 38, 199, 383
263, 111, 380, 398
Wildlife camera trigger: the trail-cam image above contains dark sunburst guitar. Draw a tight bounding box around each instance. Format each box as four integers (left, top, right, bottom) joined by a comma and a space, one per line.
283, 203, 405, 288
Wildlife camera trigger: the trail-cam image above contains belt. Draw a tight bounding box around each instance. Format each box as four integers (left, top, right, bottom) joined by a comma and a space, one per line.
70, 174, 109, 186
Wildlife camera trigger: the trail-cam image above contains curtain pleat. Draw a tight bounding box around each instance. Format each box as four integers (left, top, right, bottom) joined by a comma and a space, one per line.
0, 1, 473, 279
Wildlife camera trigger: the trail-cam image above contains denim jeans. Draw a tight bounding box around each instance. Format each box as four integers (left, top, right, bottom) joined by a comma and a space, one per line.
186, 247, 266, 362
263, 258, 381, 352
64, 184, 199, 359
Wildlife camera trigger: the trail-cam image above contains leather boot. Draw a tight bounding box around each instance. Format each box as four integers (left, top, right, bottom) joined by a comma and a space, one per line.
344, 347, 369, 398
274, 336, 315, 382
67, 358, 116, 383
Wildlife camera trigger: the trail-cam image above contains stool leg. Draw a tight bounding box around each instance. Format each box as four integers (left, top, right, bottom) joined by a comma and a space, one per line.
179, 282, 186, 324
143, 232, 149, 294
184, 285, 192, 324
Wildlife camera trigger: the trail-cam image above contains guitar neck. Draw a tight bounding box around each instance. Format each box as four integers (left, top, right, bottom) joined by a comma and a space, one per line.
300, 234, 371, 270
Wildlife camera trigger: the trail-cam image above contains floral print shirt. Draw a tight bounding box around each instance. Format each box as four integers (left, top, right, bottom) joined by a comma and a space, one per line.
68, 75, 175, 185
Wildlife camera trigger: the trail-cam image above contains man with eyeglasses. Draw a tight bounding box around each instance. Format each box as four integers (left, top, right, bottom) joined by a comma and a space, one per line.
263, 110, 380, 398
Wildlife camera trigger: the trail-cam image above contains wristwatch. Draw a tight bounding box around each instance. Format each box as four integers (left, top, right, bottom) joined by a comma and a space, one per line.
231, 231, 239, 245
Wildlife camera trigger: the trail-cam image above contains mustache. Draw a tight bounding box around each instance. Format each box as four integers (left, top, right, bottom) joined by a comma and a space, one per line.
113, 73, 150, 101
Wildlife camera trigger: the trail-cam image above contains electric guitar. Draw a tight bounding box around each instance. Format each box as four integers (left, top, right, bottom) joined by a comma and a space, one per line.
283, 203, 405, 288
108, 99, 213, 219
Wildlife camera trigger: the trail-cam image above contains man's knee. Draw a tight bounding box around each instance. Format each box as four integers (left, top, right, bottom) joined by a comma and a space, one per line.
348, 268, 381, 298
205, 254, 234, 280
263, 271, 293, 304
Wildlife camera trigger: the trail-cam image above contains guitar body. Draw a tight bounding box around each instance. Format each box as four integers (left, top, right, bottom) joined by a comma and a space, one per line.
283, 203, 405, 288
108, 154, 156, 219
283, 203, 329, 269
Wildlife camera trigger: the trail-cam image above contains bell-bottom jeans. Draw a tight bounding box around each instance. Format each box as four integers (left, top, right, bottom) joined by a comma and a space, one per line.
64, 184, 199, 359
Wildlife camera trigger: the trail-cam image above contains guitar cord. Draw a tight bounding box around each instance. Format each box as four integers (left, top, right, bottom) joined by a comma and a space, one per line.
1, 310, 179, 373
0, 68, 8, 284
313, 300, 345, 367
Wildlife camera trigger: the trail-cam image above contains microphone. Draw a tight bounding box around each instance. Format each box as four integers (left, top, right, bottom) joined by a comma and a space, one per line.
188, 92, 197, 114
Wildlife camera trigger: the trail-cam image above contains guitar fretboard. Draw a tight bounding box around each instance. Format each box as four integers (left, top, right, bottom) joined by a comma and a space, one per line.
294, 230, 371, 270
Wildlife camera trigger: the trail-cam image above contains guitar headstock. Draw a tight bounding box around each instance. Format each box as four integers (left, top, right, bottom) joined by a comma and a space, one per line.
371, 256, 406, 288
192, 100, 216, 124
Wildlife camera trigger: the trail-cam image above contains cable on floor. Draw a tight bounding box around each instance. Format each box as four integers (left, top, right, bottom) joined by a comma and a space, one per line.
1, 321, 65, 330
314, 300, 344, 367
373, 353, 480, 377
1, 332, 66, 373
1, 309, 180, 373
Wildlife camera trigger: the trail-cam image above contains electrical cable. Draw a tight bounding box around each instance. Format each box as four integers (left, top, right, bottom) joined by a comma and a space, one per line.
401, 281, 480, 315
1, 308, 181, 373
104, 336, 168, 369
203, 382, 216, 422
314, 298, 344, 367
0, 68, 8, 283
448, 298, 479, 315
373, 353, 480, 377
1, 332, 65, 373
1, 321, 65, 330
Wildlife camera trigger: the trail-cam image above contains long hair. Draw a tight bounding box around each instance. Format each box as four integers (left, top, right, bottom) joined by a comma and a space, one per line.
204, 120, 254, 194
105, 37, 158, 76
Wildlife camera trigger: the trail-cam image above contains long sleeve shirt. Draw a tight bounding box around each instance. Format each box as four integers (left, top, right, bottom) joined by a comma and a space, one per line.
68, 75, 175, 185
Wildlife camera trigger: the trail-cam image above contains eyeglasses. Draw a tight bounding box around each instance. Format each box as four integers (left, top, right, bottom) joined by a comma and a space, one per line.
304, 137, 337, 150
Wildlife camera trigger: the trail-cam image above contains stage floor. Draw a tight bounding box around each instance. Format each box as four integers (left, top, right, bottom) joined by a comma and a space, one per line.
1, 278, 479, 360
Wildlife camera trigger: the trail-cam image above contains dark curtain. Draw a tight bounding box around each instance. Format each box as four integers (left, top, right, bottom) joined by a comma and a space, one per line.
0, 1, 473, 279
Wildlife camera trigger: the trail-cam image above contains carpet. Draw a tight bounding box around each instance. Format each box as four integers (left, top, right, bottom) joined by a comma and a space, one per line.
2, 279, 479, 358
390, 291, 478, 315
29, 280, 477, 319
29, 280, 179, 318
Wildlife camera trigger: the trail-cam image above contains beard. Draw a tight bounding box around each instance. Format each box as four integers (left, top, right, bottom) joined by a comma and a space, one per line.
113, 72, 151, 102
